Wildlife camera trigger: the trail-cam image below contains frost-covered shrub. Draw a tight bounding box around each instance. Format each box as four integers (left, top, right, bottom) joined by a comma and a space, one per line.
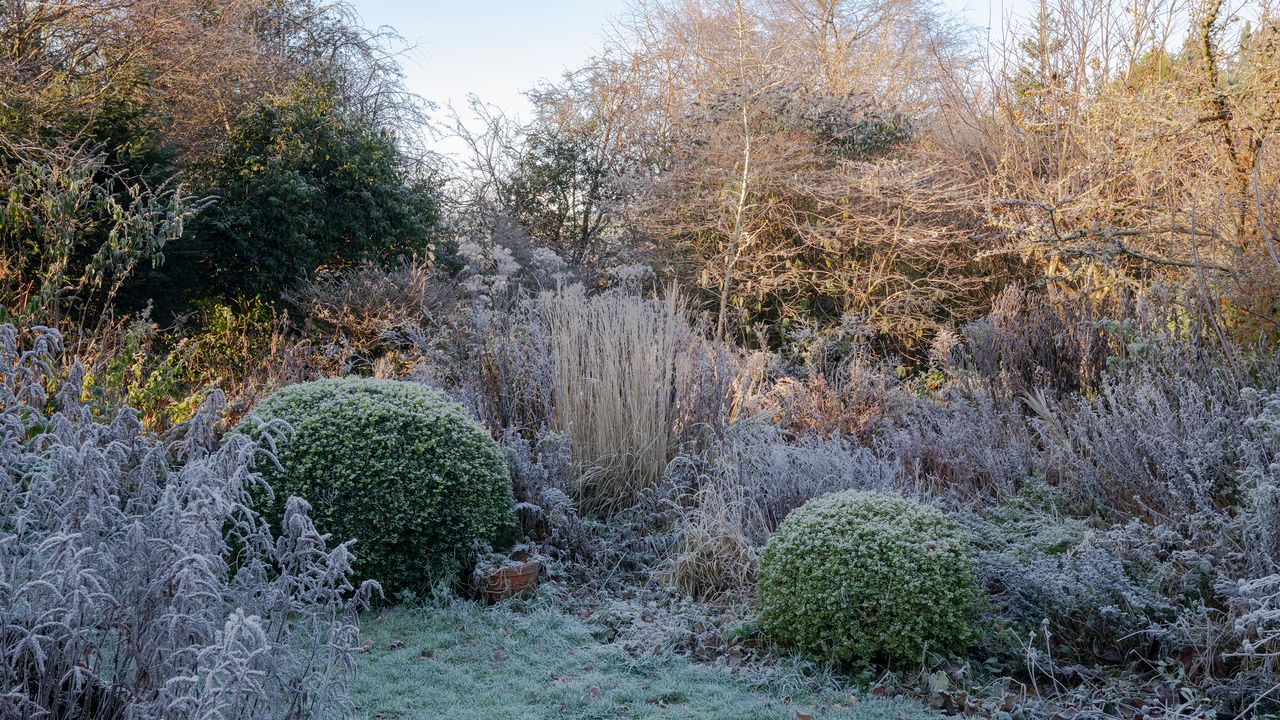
882, 392, 1035, 499
0, 325, 371, 720
718, 421, 898, 533
1033, 370, 1249, 519
502, 427, 602, 565
664, 421, 896, 600
757, 490, 977, 665
959, 484, 1173, 665
760, 346, 903, 444
285, 260, 448, 362
1219, 574, 1280, 699
238, 377, 515, 594
960, 284, 1116, 398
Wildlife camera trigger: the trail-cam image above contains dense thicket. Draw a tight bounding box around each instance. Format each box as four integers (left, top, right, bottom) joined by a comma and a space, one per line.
457, 0, 1279, 358
0, 0, 438, 323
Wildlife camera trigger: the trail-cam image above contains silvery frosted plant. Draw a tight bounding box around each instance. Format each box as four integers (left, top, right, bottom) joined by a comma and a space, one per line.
0, 325, 374, 720
663, 420, 897, 599
1219, 573, 1280, 709
1032, 369, 1249, 520
882, 391, 1036, 499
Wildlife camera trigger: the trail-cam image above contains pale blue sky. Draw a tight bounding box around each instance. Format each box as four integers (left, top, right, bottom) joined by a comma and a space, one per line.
351, 0, 630, 148
350, 0, 1028, 155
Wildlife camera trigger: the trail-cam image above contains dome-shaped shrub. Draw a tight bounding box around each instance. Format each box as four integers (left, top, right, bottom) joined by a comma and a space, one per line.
237, 377, 515, 594
757, 490, 976, 665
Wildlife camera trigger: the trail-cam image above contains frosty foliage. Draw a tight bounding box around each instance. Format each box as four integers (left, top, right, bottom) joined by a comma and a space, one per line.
883, 391, 1036, 499
662, 420, 896, 599
502, 428, 598, 564
1034, 370, 1250, 519
757, 490, 977, 665
1220, 574, 1280, 710
708, 420, 896, 535
235, 377, 515, 596
0, 325, 373, 720
958, 485, 1174, 666
960, 284, 1117, 399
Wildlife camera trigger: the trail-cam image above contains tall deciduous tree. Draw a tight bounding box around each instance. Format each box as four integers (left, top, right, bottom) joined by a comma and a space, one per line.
502, 64, 642, 269
599, 0, 988, 352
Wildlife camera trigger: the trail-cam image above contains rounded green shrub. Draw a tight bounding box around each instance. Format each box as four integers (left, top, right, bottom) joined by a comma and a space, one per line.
757, 490, 977, 665
237, 377, 514, 594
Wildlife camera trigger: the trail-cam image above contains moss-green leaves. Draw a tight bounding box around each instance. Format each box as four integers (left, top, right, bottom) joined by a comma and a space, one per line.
757, 490, 977, 666
237, 377, 515, 595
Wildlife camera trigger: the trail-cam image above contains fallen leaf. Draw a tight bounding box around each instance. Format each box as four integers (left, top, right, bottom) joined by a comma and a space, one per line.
927, 670, 949, 694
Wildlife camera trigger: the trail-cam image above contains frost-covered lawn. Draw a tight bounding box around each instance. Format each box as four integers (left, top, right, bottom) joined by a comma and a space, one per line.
351, 599, 940, 720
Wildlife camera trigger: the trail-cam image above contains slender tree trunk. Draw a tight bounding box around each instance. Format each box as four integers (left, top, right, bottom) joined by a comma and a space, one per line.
1197, 0, 1250, 236
717, 0, 753, 343
717, 101, 751, 343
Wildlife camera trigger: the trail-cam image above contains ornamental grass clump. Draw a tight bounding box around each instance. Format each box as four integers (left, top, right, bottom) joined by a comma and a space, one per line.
238, 377, 515, 595
757, 490, 977, 665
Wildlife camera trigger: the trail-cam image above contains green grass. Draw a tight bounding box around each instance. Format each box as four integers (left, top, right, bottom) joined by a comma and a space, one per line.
351, 598, 941, 720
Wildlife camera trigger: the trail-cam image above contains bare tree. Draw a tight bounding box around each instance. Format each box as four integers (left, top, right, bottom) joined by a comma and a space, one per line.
599, 0, 988, 351
0, 0, 428, 160
970, 0, 1280, 339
